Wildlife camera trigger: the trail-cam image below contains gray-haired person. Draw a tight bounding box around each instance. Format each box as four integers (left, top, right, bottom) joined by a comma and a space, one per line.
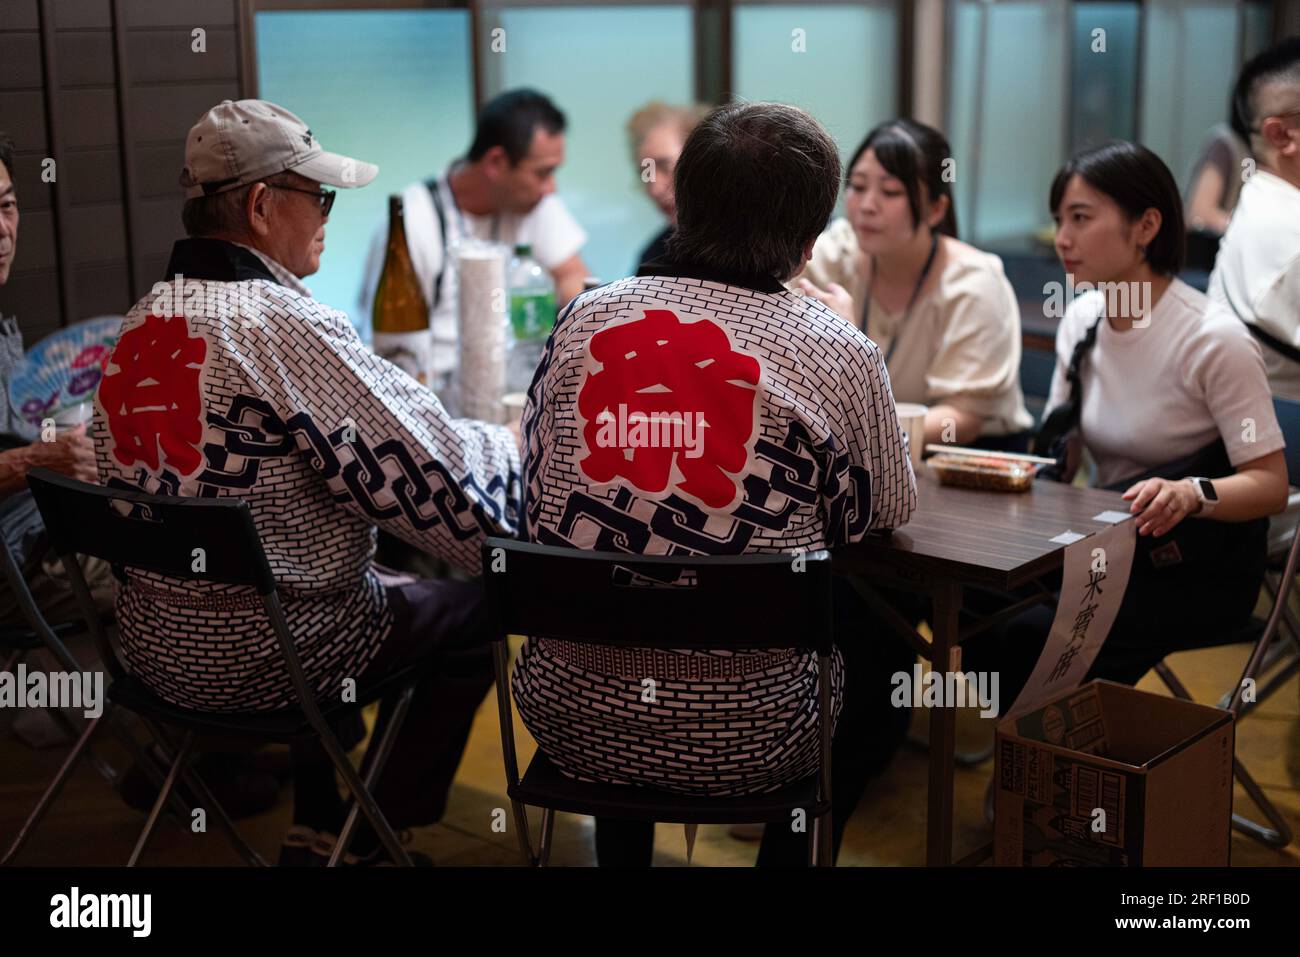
91, 100, 520, 864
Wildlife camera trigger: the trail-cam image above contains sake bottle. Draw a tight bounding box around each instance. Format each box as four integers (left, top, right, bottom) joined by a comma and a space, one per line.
372, 195, 432, 385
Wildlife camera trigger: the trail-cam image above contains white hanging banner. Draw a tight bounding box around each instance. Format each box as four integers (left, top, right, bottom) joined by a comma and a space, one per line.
1005, 515, 1136, 719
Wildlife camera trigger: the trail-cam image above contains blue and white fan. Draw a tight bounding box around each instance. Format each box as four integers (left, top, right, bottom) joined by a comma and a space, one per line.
9, 315, 123, 427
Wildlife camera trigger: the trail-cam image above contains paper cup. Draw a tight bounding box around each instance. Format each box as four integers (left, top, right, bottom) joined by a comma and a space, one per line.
52, 402, 92, 432
894, 402, 928, 470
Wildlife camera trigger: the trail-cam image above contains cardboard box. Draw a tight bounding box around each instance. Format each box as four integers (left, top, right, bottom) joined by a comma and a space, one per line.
995, 680, 1234, 866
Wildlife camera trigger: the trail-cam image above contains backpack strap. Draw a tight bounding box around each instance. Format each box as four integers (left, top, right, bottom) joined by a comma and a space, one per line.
424, 177, 449, 312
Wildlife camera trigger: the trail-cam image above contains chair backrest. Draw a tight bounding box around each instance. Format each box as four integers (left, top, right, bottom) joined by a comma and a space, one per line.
481, 537, 834, 655
1273, 396, 1300, 487
25, 469, 275, 595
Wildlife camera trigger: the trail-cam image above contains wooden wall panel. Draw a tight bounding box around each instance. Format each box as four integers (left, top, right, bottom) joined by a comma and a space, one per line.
0, 0, 241, 329
133, 142, 187, 199
1, 273, 64, 343
126, 28, 240, 83
51, 0, 112, 31
0, 92, 48, 149
7, 211, 58, 274
131, 83, 244, 143
1, 1, 41, 31
122, 0, 238, 29
62, 148, 123, 205
0, 34, 44, 86
55, 89, 120, 148
55, 32, 116, 86
71, 261, 132, 317
8, 154, 54, 211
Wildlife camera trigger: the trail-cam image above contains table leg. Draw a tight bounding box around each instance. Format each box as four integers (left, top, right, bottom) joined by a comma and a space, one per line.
927, 581, 962, 866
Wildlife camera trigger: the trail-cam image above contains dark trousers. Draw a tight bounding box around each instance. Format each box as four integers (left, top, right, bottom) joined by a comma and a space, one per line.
961, 559, 1263, 714
291, 577, 494, 830
594, 576, 916, 867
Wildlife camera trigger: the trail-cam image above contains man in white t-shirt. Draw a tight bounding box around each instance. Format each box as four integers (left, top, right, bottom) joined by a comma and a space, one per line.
357, 89, 589, 389
1209, 37, 1300, 400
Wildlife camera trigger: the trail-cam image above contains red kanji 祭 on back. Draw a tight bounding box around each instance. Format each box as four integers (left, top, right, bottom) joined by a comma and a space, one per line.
515, 266, 917, 795
99, 313, 208, 477
577, 308, 760, 510
91, 239, 519, 713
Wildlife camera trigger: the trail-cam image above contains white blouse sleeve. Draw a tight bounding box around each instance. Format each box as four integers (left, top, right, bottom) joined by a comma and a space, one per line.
925, 259, 1023, 417
1187, 312, 1286, 468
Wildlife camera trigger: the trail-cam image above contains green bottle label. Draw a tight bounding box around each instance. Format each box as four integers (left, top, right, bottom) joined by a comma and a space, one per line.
510, 290, 556, 341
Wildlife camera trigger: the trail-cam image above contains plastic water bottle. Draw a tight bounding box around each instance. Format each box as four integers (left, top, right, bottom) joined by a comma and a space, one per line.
506, 244, 556, 394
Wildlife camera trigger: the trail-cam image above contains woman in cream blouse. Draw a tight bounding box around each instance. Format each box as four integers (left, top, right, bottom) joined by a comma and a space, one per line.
797, 119, 1033, 450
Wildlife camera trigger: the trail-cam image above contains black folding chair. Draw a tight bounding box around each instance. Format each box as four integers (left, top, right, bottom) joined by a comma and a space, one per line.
1256, 397, 1300, 675
482, 537, 836, 867
0, 493, 187, 866
1150, 400, 1300, 849
1152, 515, 1300, 848
19, 468, 422, 866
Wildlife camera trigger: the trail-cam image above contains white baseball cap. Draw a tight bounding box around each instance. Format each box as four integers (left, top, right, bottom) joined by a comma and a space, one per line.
180, 99, 378, 199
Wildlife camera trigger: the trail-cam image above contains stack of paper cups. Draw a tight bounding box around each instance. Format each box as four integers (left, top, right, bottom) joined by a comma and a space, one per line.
895, 402, 928, 470
456, 241, 508, 424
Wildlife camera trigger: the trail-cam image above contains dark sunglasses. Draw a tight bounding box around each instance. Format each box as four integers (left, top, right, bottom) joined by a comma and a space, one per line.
267, 183, 336, 217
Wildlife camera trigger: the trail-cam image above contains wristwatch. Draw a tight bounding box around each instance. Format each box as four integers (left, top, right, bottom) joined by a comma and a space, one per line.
1188, 477, 1218, 515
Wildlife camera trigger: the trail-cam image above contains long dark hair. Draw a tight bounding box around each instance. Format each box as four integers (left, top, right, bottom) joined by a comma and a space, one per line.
1049, 140, 1185, 276
846, 119, 958, 239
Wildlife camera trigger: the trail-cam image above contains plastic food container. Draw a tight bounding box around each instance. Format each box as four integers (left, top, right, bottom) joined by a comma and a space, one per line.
928, 453, 1039, 493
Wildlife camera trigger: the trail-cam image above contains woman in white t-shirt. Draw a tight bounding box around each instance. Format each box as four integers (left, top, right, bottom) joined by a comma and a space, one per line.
977, 141, 1289, 697
796, 119, 1033, 450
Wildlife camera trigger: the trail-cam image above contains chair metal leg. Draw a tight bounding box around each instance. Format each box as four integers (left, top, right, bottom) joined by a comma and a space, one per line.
1231, 757, 1294, 848
314, 716, 412, 867
117, 726, 197, 831
510, 800, 538, 866
0, 713, 103, 866
128, 733, 194, 867
261, 591, 411, 867
178, 766, 270, 867
815, 812, 834, 867
330, 685, 416, 867
1156, 662, 1293, 848
173, 759, 271, 867
537, 808, 555, 867
6, 643, 119, 787
1246, 656, 1300, 717
1154, 661, 1192, 699
45, 705, 119, 789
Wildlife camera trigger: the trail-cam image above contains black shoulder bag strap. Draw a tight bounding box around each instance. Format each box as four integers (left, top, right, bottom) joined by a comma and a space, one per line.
1212, 277, 1300, 363
1033, 312, 1265, 576
424, 177, 449, 312
1030, 315, 1104, 479
1242, 318, 1300, 365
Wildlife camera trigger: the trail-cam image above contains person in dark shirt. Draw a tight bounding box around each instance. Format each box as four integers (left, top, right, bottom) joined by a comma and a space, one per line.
626, 102, 707, 271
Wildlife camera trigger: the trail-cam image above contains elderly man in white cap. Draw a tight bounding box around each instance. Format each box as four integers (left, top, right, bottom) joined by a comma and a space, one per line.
92, 100, 520, 865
